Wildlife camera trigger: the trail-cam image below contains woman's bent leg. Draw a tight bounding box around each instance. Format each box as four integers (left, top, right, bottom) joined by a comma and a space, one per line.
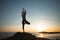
25, 20, 30, 25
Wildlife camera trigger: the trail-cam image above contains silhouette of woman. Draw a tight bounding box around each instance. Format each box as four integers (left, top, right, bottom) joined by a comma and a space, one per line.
21, 8, 30, 32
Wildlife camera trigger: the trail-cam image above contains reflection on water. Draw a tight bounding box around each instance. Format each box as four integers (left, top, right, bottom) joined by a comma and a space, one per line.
40, 34, 44, 37
37, 33, 44, 38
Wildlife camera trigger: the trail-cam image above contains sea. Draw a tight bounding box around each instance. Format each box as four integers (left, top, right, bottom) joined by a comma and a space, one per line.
0, 32, 60, 40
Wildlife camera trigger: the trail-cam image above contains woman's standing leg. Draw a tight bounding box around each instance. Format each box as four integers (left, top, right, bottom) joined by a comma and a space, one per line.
22, 20, 25, 32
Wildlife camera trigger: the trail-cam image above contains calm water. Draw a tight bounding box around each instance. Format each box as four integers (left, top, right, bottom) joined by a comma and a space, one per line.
0, 32, 60, 40
32, 32, 60, 40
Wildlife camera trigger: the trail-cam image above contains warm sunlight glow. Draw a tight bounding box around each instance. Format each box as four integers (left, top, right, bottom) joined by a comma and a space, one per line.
37, 25, 46, 32
31, 21, 48, 32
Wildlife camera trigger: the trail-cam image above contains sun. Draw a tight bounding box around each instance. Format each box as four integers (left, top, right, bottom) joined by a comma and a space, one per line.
37, 25, 46, 32
31, 21, 48, 32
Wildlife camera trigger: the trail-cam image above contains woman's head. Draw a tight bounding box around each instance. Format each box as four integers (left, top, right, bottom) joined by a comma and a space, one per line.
23, 8, 25, 10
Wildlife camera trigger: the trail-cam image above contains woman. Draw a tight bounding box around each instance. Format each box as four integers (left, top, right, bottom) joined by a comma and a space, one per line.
21, 8, 30, 32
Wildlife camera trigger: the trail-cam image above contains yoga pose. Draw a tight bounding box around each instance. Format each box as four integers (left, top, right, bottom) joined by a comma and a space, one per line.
21, 8, 30, 32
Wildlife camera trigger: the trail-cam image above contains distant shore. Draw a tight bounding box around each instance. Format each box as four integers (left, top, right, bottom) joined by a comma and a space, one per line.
39, 32, 60, 34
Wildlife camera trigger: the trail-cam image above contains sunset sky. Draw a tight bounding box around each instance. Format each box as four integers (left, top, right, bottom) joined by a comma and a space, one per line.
0, 0, 60, 32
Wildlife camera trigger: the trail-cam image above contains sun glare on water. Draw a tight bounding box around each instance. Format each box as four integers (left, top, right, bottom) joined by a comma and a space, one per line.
40, 34, 44, 37
37, 33, 44, 38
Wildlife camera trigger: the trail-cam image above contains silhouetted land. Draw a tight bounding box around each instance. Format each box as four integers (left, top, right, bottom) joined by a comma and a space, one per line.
2, 32, 50, 40
39, 32, 60, 34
